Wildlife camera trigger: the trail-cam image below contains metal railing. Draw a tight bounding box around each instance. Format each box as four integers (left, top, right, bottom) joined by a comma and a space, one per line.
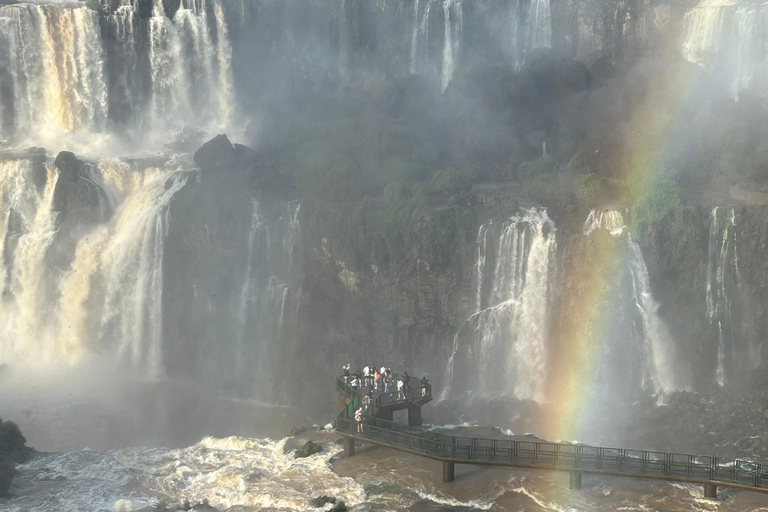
335, 378, 768, 490
337, 374, 431, 415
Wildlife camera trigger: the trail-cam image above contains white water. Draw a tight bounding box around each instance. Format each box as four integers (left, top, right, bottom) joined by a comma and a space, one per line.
683, 0, 768, 98
627, 236, 683, 395
409, 0, 463, 91
527, 0, 552, 52
507, 0, 552, 66
448, 208, 556, 402
583, 209, 685, 395
0, 0, 234, 149
0, 156, 187, 376
705, 207, 739, 386
5, 435, 366, 512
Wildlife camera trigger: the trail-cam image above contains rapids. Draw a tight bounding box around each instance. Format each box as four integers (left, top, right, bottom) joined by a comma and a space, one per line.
6, 430, 768, 511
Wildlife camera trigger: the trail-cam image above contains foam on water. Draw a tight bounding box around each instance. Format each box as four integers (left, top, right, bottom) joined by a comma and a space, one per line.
7, 436, 366, 512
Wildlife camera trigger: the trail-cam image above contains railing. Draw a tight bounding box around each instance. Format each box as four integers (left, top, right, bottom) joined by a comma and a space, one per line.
337, 374, 431, 417
335, 378, 768, 490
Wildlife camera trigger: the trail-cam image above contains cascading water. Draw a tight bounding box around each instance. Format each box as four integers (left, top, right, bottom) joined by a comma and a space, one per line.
527, 0, 552, 52
233, 200, 302, 400
0, 155, 187, 376
507, 0, 553, 67
410, 0, 462, 91
446, 207, 556, 403
705, 207, 741, 386
683, 0, 768, 98
583, 210, 684, 396
0, 0, 234, 146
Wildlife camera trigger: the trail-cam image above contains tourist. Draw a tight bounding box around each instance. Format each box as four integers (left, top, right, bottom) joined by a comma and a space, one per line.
383, 373, 389, 393
343, 363, 350, 382
421, 376, 429, 396
397, 378, 404, 400
374, 369, 380, 390
350, 375, 359, 391
354, 407, 363, 433
362, 392, 372, 413
402, 371, 410, 391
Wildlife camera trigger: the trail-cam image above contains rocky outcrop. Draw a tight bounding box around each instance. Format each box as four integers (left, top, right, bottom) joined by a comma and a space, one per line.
48, 152, 112, 270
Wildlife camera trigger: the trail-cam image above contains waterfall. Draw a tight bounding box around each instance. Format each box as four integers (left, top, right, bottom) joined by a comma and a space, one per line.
583, 209, 626, 236
627, 236, 681, 395
0, 0, 234, 143
238, 200, 270, 324
584, 209, 684, 395
508, 0, 552, 66
0, 4, 108, 136
527, 0, 552, 52
442, 0, 454, 93
705, 207, 740, 386
409, 0, 421, 74
682, 0, 768, 99
232, 200, 302, 399
0, 155, 187, 376
476, 223, 489, 311
447, 208, 556, 402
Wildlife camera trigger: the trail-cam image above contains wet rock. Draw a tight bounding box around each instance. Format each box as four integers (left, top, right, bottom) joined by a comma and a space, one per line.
0, 419, 28, 462
0, 456, 15, 497
294, 440, 323, 459
311, 496, 337, 508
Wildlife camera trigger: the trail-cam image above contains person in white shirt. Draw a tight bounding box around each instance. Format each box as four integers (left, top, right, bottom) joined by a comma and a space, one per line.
354, 407, 363, 433
397, 379, 404, 400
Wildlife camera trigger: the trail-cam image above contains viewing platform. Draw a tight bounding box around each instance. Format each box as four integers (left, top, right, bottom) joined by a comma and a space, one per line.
334, 375, 768, 500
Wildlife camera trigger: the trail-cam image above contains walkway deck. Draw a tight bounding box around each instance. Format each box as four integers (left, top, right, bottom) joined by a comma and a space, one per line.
335, 376, 768, 498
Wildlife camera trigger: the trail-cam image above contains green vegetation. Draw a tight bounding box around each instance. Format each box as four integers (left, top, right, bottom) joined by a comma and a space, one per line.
574, 173, 606, 207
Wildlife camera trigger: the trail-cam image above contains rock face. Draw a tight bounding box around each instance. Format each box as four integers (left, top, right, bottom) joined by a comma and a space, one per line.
49, 151, 112, 270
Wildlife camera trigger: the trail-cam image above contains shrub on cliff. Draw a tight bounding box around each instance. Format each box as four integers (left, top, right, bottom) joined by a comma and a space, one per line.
574, 173, 606, 206
517, 155, 555, 181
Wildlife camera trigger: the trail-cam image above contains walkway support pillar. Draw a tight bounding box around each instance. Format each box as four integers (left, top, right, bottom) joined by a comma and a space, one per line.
443, 461, 455, 482
343, 437, 355, 458
704, 483, 717, 499
569, 471, 582, 490
408, 404, 423, 426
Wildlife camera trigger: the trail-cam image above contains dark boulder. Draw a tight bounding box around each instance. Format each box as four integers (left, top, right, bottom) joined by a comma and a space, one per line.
48, 151, 113, 270
193, 135, 289, 194
294, 440, 323, 459
0, 456, 15, 497
53, 151, 112, 227
0, 419, 28, 462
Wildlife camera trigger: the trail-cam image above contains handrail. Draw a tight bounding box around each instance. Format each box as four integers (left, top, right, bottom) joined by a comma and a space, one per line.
334, 378, 768, 490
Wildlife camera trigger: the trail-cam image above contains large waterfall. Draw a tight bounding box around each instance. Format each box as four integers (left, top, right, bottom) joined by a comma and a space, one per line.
446, 207, 557, 402
410, 0, 553, 90
583, 210, 685, 396
0, 153, 187, 375
683, 0, 768, 98
445, 207, 686, 405
234, 200, 303, 400
0, 0, 233, 147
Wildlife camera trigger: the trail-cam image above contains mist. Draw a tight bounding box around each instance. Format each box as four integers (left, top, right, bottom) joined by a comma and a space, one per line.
2, 0, 768, 510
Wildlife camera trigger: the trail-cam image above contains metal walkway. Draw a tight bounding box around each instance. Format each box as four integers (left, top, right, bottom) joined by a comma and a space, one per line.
335, 376, 768, 498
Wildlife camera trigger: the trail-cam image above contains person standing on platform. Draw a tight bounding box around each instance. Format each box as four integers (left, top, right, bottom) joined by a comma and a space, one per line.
397, 378, 404, 400
355, 407, 363, 433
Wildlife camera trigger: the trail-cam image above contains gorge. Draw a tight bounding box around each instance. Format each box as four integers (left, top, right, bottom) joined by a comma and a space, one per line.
3, 0, 768, 509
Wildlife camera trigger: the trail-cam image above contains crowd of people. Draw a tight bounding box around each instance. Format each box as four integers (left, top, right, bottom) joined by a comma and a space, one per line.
341, 363, 430, 432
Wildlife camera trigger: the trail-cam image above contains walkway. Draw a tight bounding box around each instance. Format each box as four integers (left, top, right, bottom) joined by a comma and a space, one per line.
335, 376, 768, 498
